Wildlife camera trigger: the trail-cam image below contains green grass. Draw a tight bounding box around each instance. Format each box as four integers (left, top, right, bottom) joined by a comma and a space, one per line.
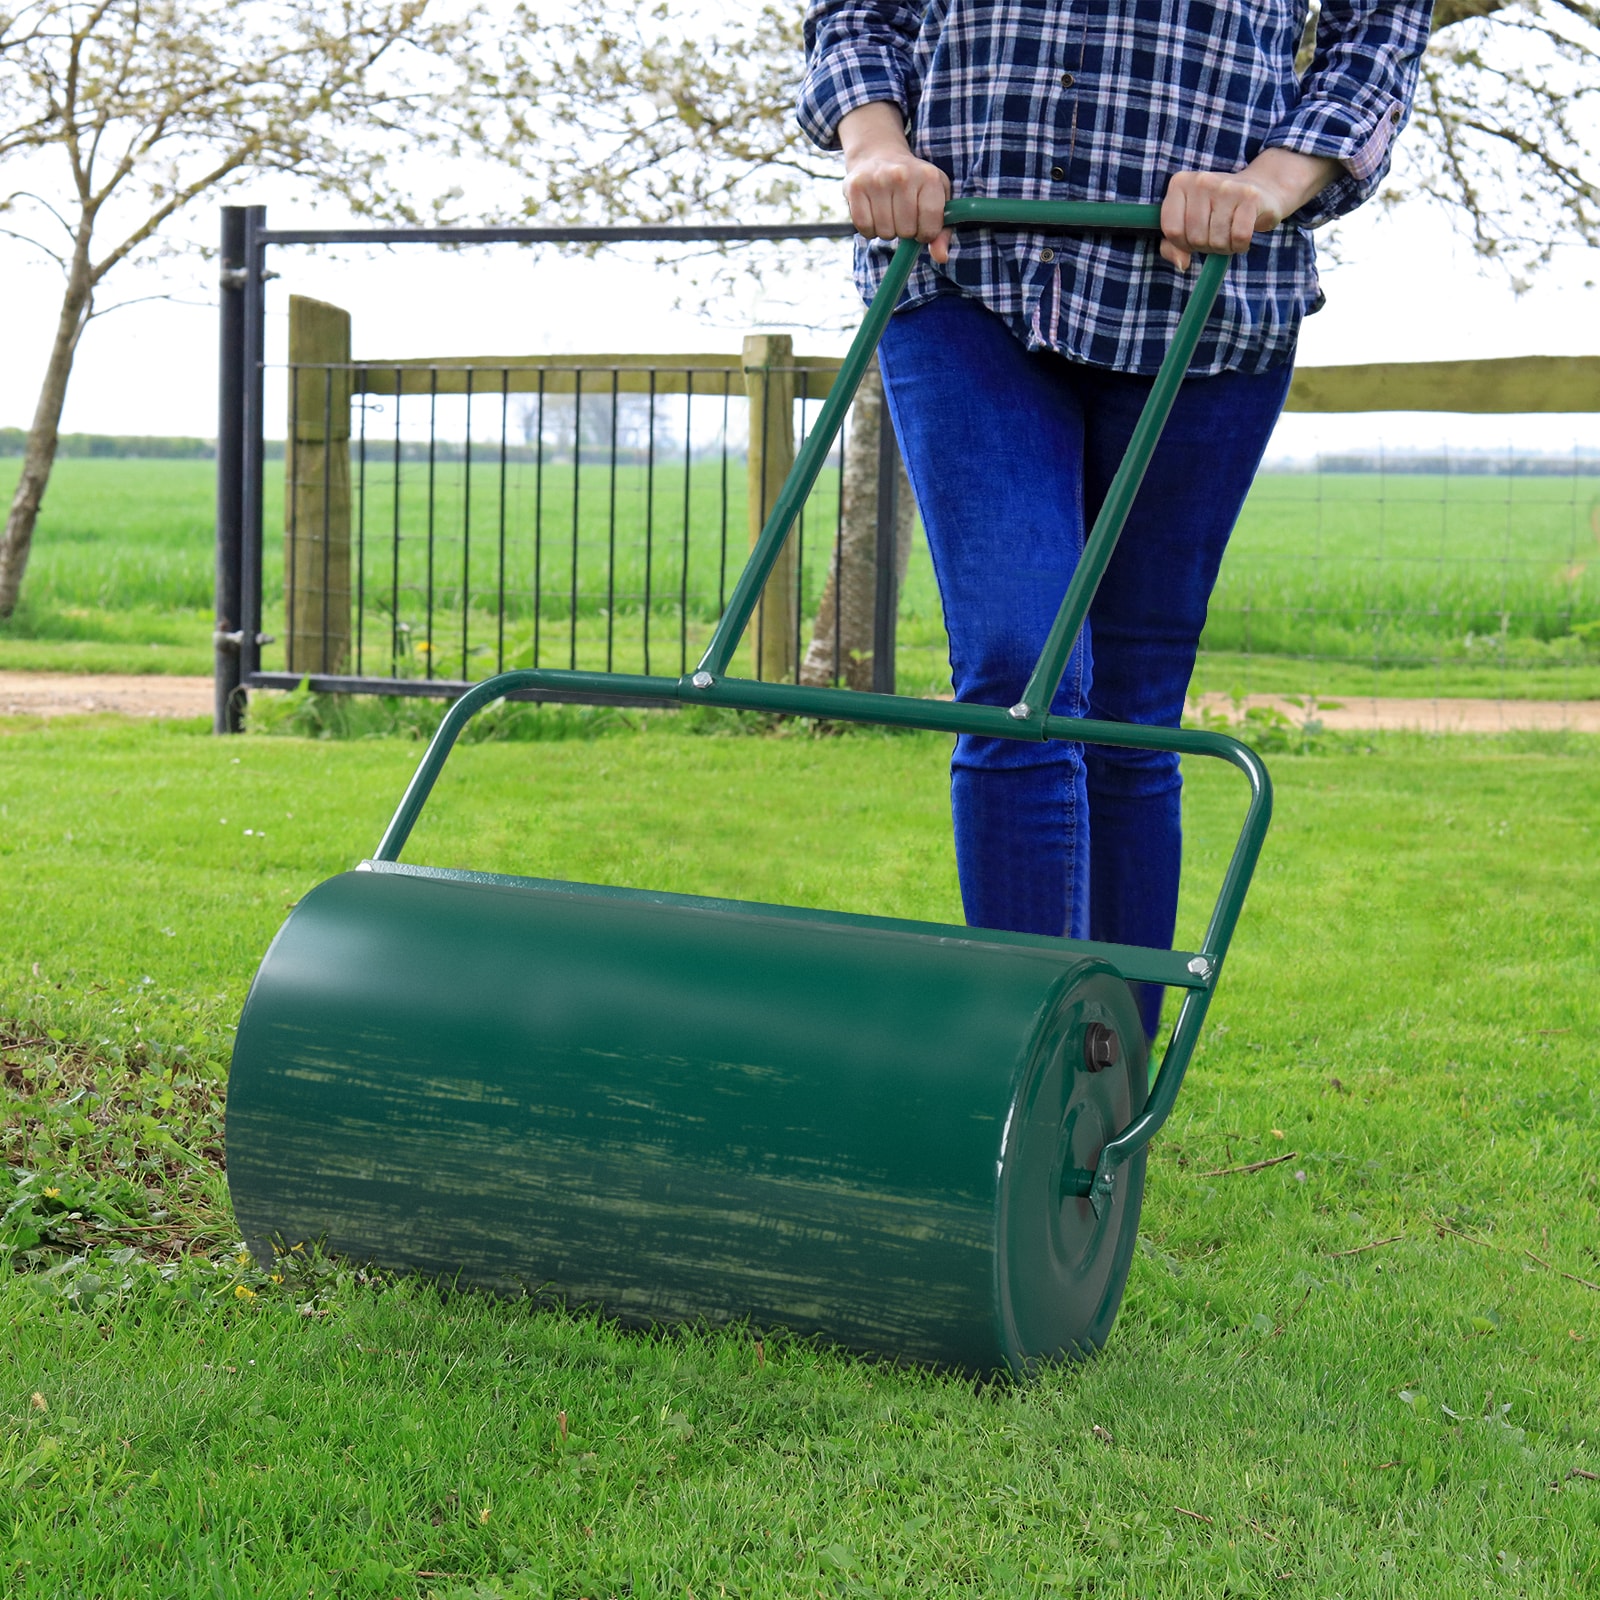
2, 712, 1598, 1595
5, 457, 1600, 697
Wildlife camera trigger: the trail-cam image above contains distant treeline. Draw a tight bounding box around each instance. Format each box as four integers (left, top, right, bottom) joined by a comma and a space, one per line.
7, 428, 1595, 476
0, 428, 219, 459
0, 430, 728, 467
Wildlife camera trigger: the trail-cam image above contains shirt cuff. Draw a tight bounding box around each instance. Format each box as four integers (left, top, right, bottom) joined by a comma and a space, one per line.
1267, 95, 1405, 227
796, 49, 910, 152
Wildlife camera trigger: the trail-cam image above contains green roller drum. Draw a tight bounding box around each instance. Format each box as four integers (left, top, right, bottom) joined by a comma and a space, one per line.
226, 200, 1276, 1370
228, 864, 1149, 1371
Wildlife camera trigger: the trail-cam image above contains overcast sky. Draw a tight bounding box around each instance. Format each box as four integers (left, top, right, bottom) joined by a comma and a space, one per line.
3, 134, 1596, 462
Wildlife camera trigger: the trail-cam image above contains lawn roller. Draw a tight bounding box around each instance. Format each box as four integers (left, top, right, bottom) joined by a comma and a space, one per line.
226, 199, 1272, 1374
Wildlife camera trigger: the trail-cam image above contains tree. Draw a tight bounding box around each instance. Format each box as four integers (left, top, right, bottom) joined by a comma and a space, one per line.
798, 356, 912, 690
0, 0, 511, 617
1409, 0, 1599, 278
525, 0, 1600, 276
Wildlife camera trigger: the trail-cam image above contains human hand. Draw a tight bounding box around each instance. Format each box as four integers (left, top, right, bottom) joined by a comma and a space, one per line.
838, 101, 953, 264
1159, 148, 1341, 271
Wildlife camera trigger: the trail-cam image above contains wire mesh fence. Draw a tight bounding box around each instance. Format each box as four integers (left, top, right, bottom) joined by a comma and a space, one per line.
1200, 436, 1600, 703
262, 377, 1600, 708
262, 358, 945, 697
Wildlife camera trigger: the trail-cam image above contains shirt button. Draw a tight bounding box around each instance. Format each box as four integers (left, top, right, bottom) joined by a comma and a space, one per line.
1041, 248, 1056, 262
1050, 164, 1066, 181
1061, 72, 1075, 88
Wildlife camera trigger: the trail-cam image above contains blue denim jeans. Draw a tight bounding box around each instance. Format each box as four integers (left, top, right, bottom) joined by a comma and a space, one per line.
878, 292, 1292, 1037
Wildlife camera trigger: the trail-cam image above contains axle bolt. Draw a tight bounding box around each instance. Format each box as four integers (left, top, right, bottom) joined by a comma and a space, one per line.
1083, 1022, 1119, 1073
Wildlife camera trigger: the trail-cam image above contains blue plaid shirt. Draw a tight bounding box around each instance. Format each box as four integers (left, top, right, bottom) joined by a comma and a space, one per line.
799, 0, 1434, 375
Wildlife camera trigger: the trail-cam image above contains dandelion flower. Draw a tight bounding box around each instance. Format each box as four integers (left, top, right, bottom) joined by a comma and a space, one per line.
42, 1186, 60, 1199
234, 1284, 257, 1301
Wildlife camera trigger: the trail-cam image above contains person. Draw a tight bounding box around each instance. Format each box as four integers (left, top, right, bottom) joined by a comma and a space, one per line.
798, 0, 1433, 1038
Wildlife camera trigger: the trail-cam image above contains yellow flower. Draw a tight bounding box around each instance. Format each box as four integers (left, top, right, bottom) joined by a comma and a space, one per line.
234, 1284, 257, 1301
270, 1273, 284, 1284
42, 1186, 60, 1199
236, 1251, 251, 1266
478, 1506, 491, 1524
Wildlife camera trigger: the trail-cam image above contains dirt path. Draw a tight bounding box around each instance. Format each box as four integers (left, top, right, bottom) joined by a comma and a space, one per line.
1186, 692, 1600, 735
0, 672, 214, 719
2, 671, 1597, 733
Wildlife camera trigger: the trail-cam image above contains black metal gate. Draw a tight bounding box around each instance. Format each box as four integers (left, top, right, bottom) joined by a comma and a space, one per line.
212, 207, 914, 733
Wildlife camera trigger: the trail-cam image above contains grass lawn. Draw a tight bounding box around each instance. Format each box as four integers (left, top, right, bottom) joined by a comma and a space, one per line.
2, 710, 1598, 1596
4, 457, 1599, 698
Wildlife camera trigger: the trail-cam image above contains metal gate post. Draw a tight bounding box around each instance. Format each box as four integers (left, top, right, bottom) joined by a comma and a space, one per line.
238, 205, 268, 693
214, 207, 247, 733
870, 408, 901, 696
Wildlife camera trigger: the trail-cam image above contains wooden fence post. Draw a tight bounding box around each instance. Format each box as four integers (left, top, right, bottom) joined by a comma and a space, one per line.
285, 295, 352, 675
743, 333, 797, 681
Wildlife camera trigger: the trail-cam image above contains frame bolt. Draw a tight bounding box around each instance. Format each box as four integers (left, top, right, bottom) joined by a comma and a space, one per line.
1008, 702, 1031, 720
1187, 956, 1212, 979
691, 671, 714, 689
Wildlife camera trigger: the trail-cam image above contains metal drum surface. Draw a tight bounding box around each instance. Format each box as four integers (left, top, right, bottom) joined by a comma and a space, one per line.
226, 862, 1148, 1373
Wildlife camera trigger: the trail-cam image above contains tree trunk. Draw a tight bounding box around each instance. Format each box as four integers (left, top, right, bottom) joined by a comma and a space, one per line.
0, 241, 94, 620
800, 356, 914, 689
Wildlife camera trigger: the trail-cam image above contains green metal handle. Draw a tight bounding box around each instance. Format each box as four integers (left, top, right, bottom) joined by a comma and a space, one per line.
697, 198, 1228, 695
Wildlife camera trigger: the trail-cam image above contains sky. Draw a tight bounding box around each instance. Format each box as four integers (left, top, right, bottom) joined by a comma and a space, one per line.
2, 140, 1597, 464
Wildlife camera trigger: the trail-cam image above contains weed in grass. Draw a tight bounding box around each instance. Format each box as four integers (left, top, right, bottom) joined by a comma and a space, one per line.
0, 1022, 231, 1266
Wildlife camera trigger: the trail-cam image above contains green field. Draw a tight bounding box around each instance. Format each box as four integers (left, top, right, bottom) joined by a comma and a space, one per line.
3, 711, 1599, 1595
2, 457, 1598, 697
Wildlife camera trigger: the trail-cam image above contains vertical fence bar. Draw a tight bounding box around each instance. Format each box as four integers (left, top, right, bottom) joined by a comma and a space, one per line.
680, 380, 693, 675
606, 370, 619, 673
390, 368, 402, 673
570, 369, 582, 671
497, 369, 509, 674
214, 206, 247, 733
719, 373, 731, 616
286, 362, 299, 675
794, 371, 809, 681
426, 372, 437, 681
756, 367, 766, 679
462, 370, 474, 678
356, 378, 367, 676
645, 370, 657, 675
833, 404, 846, 685
871, 398, 901, 696
321, 361, 333, 672
533, 372, 545, 671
